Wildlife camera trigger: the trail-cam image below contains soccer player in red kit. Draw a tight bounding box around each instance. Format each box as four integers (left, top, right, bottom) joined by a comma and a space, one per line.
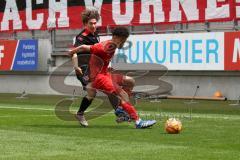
70, 9, 131, 126
69, 27, 156, 128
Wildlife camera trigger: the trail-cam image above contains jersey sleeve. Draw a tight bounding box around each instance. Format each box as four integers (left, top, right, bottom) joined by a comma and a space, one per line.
74, 35, 88, 47
90, 42, 104, 56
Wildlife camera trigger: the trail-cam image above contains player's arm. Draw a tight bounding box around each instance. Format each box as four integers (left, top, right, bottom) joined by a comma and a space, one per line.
72, 53, 83, 75
68, 45, 91, 56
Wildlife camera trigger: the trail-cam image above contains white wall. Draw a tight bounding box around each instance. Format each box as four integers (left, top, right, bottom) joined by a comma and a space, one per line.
0, 73, 239, 100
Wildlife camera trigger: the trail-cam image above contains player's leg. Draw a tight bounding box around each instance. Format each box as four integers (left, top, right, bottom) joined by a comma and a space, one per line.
94, 74, 156, 128
111, 73, 135, 99
122, 75, 135, 97
76, 86, 96, 127
109, 74, 156, 128
111, 74, 135, 102
77, 86, 96, 114
106, 93, 131, 122
107, 93, 119, 110
94, 74, 131, 122
120, 97, 156, 129
76, 86, 96, 113
110, 74, 135, 122
75, 68, 96, 127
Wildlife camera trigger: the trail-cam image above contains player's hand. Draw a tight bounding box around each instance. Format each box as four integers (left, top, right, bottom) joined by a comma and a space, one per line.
68, 46, 81, 56
74, 67, 83, 75
68, 49, 74, 56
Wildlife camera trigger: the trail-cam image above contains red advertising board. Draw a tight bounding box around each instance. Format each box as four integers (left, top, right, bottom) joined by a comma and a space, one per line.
224, 32, 240, 70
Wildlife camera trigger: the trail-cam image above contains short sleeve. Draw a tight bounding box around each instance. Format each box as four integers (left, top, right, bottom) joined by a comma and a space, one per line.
74, 35, 87, 47
90, 43, 104, 56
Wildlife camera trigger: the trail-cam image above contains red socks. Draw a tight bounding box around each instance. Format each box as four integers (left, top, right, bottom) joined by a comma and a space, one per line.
121, 102, 139, 121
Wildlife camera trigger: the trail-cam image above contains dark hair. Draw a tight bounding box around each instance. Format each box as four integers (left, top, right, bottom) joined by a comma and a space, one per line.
81, 9, 100, 24
112, 27, 129, 38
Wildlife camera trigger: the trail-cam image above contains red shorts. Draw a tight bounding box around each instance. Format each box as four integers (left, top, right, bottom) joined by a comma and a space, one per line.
92, 73, 124, 95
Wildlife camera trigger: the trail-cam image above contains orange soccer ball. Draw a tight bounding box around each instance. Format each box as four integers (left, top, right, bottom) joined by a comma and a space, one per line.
214, 91, 223, 98
165, 118, 182, 134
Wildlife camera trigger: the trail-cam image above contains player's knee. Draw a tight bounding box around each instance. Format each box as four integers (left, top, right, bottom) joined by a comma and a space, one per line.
86, 87, 96, 100
130, 78, 135, 86
86, 95, 95, 100
86, 91, 96, 100
87, 91, 96, 99
125, 76, 135, 87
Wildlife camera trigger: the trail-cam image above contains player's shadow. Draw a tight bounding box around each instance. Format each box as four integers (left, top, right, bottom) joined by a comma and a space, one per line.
24, 124, 131, 130
54, 97, 115, 122
24, 124, 80, 129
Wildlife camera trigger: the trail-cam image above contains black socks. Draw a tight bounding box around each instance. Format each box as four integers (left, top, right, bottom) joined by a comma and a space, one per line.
77, 96, 93, 114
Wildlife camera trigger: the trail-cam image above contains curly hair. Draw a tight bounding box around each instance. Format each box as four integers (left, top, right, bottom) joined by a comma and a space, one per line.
112, 27, 129, 38
81, 9, 100, 24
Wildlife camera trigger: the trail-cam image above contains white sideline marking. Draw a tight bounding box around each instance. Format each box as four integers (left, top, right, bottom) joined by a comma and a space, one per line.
0, 106, 55, 111
0, 105, 113, 113
0, 105, 240, 120
0, 115, 55, 118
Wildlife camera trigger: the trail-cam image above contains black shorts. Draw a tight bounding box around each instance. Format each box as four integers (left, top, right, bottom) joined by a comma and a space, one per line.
76, 65, 89, 90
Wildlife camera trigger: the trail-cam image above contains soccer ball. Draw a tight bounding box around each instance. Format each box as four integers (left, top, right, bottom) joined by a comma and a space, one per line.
165, 118, 182, 134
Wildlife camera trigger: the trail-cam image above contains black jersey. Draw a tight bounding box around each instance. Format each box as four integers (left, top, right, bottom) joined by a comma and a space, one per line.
74, 29, 99, 50
74, 29, 99, 65
74, 29, 100, 87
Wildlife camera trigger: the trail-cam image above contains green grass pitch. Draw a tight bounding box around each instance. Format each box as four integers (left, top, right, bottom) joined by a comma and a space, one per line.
0, 93, 240, 160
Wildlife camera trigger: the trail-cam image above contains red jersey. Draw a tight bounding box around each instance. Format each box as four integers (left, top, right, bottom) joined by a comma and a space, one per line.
89, 40, 117, 80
